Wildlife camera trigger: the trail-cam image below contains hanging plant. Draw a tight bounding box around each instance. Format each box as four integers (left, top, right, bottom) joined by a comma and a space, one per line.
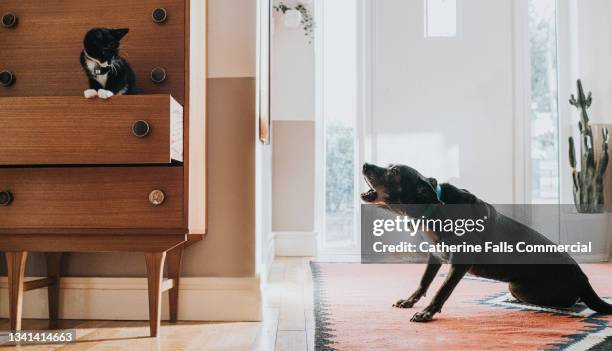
273, 1, 315, 43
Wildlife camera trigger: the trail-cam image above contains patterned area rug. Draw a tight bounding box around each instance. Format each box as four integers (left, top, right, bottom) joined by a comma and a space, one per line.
311, 262, 612, 351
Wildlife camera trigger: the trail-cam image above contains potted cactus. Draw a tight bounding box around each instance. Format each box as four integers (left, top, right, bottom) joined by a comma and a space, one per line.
563, 80, 610, 262
568, 80, 609, 213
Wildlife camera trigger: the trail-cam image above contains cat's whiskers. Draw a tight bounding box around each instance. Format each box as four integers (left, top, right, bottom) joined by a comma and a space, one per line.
109, 59, 119, 76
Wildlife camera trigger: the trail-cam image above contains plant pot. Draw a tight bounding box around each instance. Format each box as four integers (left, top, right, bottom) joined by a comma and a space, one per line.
561, 207, 610, 262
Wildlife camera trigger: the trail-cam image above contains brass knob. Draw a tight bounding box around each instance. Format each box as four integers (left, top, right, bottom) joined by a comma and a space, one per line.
2, 12, 17, 28
0, 70, 14, 87
149, 190, 165, 206
132, 120, 151, 137
0, 191, 14, 206
150, 67, 167, 84
152, 8, 168, 23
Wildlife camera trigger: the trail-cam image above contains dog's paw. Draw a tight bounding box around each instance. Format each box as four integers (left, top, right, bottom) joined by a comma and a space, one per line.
393, 299, 416, 309
410, 310, 434, 322
84, 89, 98, 99
97, 89, 114, 99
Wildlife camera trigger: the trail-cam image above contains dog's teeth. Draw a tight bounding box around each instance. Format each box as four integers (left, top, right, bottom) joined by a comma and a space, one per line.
361, 189, 377, 202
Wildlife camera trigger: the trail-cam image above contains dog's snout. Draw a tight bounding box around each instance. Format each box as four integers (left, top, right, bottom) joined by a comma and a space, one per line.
363, 163, 371, 173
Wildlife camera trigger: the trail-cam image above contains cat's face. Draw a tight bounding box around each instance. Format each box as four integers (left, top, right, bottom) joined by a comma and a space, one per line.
83, 28, 129, 63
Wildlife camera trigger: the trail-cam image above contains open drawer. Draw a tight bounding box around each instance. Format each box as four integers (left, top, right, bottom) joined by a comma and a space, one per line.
0, 95, 183, 165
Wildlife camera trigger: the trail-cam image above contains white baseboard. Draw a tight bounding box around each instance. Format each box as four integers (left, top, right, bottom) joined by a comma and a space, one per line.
274, 231, 317, 257
0, 276, 261, 322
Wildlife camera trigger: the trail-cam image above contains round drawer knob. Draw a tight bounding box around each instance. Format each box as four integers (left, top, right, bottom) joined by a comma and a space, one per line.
2, 12, 17, 28
150, 67, 167, 84
0, 70, 15, 87
0, 191, 14, 206
152, 8, 168, 23
149, 190, 166, 206
132, 120, 151, 137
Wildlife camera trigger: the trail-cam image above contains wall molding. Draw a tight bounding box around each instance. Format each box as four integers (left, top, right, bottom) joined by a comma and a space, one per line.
0, 276, 261, 322
274, 231, 317, 257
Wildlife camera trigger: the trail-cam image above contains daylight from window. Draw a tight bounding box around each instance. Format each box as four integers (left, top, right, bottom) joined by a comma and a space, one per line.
424, 0, 457, 37
322, 0, 359, 247
528, 0, 560, 204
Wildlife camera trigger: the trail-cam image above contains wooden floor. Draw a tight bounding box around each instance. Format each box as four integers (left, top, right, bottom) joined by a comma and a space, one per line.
0, 257, 315, 351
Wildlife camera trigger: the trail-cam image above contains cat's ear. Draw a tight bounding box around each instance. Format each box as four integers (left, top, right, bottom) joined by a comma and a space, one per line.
112, 28, 129, 40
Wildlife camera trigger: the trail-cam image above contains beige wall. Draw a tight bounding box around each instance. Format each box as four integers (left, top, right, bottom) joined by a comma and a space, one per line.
272, 121, 315, 232
208, 0, 257, 78
184, 0, 257, 277
185, 77, 256, 276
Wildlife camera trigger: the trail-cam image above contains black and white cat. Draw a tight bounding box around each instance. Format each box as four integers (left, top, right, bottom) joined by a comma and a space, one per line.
80, 28, 136, 99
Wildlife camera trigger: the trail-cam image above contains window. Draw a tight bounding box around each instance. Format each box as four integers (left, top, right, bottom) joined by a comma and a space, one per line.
325, 121, 355, 245
528, 0, 560, 204
424, 0, 457, 38
317, 0, 360, 252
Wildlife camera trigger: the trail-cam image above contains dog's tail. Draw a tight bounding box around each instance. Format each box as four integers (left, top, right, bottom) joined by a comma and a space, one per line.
580, 274, 612, 314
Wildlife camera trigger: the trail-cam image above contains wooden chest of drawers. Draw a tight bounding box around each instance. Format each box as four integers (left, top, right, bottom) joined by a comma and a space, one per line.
0, 0, 203, 337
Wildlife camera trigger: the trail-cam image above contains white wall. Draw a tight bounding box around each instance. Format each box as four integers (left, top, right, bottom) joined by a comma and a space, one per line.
368, 0, 515, 204
256, 0, 275, 277
256, 141, 274, 274
271, 10, 315, 121
574, 0, 612, 125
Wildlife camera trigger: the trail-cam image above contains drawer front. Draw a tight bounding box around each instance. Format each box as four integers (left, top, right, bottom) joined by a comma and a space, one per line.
0, 95, 183, 165
0, 0, 185, 104
0, 167, 184, 230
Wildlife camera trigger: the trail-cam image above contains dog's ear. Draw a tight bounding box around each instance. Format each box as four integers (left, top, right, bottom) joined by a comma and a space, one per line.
427, 177, 438, 189
390, 166, 401, 176
416, 177, 440, 203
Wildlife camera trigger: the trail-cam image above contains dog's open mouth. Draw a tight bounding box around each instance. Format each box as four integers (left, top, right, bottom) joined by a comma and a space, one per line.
361, 189, 377, 202
361, 177, 378, 202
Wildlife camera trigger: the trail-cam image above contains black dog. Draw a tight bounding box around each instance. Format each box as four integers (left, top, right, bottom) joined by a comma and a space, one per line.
361, 163, 612, 322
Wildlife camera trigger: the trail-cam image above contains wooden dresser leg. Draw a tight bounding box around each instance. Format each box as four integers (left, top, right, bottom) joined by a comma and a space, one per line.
6, 251, 28, 331
46, 253, 63, 328
145, 251, 166, 337
166, 244, 184, 323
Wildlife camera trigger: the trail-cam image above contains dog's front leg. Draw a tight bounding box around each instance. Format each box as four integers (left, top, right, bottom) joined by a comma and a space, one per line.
394, 254, 441, 308
411, 264, 470, 322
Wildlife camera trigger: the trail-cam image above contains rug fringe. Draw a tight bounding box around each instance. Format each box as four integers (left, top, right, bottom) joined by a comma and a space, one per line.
311, 261, 339, 351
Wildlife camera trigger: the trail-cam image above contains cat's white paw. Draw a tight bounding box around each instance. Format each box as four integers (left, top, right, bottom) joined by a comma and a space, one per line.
84, 89, 98, 99
97, 89, 114, 99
